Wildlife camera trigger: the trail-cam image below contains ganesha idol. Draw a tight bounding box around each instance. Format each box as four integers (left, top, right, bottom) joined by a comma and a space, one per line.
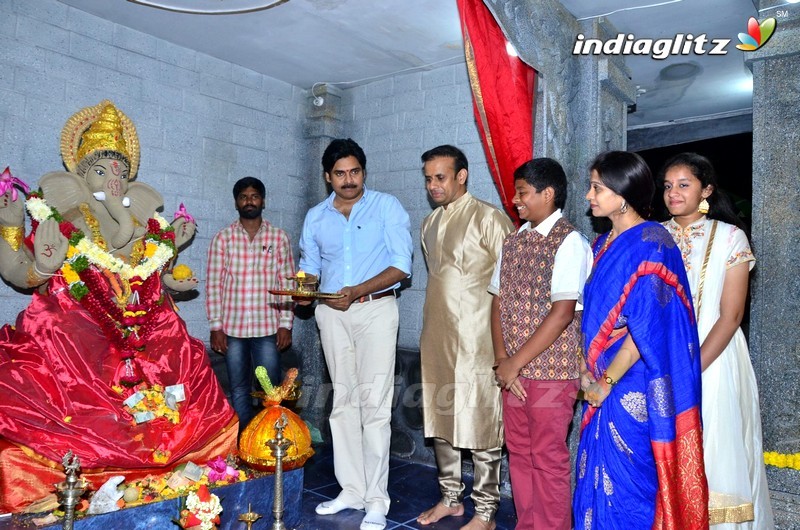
0, 101, 236, 511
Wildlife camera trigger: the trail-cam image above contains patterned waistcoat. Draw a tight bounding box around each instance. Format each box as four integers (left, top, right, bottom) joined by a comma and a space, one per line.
499, 217, 581, 380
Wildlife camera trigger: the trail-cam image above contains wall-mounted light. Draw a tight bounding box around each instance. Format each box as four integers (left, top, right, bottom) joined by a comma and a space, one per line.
127, 0, 290, 15
311, 83, 326, 107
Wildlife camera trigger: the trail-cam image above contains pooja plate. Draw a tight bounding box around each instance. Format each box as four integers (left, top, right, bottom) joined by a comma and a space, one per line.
268, 289, 344, 299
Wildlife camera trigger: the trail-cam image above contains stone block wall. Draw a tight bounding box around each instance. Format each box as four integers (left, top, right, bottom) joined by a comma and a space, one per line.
0, 0, 311, 340
338, 65, 507, 351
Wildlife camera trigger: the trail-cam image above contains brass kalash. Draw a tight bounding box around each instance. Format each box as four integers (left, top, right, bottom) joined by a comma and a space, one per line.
237, 368, 313, 529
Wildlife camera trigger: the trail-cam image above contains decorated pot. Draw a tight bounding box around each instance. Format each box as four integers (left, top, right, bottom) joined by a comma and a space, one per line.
238, 368, 314, 472
238, 400, 313, 471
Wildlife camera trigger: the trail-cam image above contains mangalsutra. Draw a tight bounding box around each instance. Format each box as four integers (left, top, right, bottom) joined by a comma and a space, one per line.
600, 229, 615, 255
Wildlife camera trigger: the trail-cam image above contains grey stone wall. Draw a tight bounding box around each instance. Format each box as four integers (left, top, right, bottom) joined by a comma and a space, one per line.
338, 66, 506, 350
0, 0, 311, 340
747, 3, 800, 527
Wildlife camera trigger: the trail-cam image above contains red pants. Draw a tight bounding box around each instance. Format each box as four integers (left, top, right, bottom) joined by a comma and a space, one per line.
503, 378, 579, 529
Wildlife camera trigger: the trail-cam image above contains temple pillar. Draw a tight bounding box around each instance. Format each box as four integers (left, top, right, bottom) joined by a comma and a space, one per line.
293, 83, 345, 439
481, 0, 635, 235
745, 3, 800, 524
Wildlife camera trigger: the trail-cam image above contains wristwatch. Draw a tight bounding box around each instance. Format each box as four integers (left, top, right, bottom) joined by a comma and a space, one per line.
603, 371, 618, 386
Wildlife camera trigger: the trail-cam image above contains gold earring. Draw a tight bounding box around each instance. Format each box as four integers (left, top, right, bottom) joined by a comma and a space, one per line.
620, 200, 628, 214
698, 198, 710, 214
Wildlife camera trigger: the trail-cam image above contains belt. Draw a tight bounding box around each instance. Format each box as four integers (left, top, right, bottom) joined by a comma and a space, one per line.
354, 289, 397, 304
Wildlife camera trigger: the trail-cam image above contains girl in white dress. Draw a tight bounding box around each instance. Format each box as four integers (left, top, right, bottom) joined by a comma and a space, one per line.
660, 152, 774, 529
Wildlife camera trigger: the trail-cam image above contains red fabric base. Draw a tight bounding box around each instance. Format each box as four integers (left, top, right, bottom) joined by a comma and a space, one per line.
0, 281, 235, 469
0, 270, 238, 513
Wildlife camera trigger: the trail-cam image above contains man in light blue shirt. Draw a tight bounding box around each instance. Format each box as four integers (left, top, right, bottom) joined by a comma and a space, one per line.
298, 138, 412, 530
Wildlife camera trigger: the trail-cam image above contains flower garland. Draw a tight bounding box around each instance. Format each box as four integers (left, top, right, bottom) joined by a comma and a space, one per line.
181, 485, 222, 530
764, 451, 800, 470
25, 194, 176, 292
25, 192, 178, 387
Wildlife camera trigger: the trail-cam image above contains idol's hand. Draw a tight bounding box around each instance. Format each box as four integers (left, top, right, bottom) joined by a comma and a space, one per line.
0, 188, 24, 227
33, 219, 68, 275
162, 272, 199, 292
171, 217, 196, 249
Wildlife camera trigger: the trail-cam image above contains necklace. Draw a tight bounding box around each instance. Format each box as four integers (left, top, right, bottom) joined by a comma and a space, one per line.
599, 229, 615, 256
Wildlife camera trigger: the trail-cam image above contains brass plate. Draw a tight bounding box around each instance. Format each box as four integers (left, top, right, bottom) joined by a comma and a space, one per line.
268, 289, 344, 299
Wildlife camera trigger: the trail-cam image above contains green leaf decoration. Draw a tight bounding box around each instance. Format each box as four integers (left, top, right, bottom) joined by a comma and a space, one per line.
255, 365, 274, 394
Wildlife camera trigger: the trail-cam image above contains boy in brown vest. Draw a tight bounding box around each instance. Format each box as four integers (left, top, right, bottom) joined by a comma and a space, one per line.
488, 158, 591, 529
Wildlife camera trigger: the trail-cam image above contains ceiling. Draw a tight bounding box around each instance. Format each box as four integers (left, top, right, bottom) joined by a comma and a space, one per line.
56, 0, 761, 128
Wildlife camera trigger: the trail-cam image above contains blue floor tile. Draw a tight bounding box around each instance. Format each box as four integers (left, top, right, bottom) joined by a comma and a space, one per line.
299, 446, 517, 529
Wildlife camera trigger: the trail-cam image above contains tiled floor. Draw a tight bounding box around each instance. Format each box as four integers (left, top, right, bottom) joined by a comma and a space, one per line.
298, 445, 518, 529
208, 353, 518, 529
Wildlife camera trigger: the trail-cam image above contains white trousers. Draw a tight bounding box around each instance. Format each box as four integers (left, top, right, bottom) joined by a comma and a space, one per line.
315, 297, 398, 515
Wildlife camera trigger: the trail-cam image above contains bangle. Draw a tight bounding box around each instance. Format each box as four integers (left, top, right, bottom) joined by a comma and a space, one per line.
33, 263, 56, 278
603, 371, 618, 386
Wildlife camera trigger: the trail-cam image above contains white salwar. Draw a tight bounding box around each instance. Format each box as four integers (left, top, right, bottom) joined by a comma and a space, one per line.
664, 217, 774, 529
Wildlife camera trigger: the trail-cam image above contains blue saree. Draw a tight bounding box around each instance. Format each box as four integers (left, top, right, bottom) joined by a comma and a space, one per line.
573, 222, 708, 529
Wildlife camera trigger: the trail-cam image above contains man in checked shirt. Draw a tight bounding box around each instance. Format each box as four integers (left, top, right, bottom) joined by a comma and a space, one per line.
205, 176, 295, 436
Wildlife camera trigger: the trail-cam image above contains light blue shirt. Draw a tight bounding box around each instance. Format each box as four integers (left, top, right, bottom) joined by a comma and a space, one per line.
299, 187, 413, 293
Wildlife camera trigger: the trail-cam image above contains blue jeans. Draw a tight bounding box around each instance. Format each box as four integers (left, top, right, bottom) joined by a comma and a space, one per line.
225, 335, 281, 433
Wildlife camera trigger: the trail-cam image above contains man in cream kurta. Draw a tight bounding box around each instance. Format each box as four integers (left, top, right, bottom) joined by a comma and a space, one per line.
417, 145, 514, 530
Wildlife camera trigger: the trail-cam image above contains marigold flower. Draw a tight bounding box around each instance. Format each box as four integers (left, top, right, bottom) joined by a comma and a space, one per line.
172, 264, 193, 281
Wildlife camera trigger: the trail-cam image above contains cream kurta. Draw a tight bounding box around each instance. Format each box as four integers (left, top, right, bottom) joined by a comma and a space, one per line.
420, 192, 514, 449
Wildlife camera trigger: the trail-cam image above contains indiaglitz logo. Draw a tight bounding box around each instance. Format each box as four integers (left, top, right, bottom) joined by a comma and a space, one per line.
572, 33, 729, 60
572, 16, 778, 59
736, 16, 776, 51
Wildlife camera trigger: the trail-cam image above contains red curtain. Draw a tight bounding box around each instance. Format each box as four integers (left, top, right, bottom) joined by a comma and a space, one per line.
457, 0, 536, 225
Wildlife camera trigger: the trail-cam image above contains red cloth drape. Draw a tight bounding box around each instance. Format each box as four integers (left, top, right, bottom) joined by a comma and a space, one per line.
457, 0, 536, 226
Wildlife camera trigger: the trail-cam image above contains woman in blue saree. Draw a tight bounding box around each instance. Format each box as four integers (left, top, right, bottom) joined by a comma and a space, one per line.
574, 151, 708, 529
